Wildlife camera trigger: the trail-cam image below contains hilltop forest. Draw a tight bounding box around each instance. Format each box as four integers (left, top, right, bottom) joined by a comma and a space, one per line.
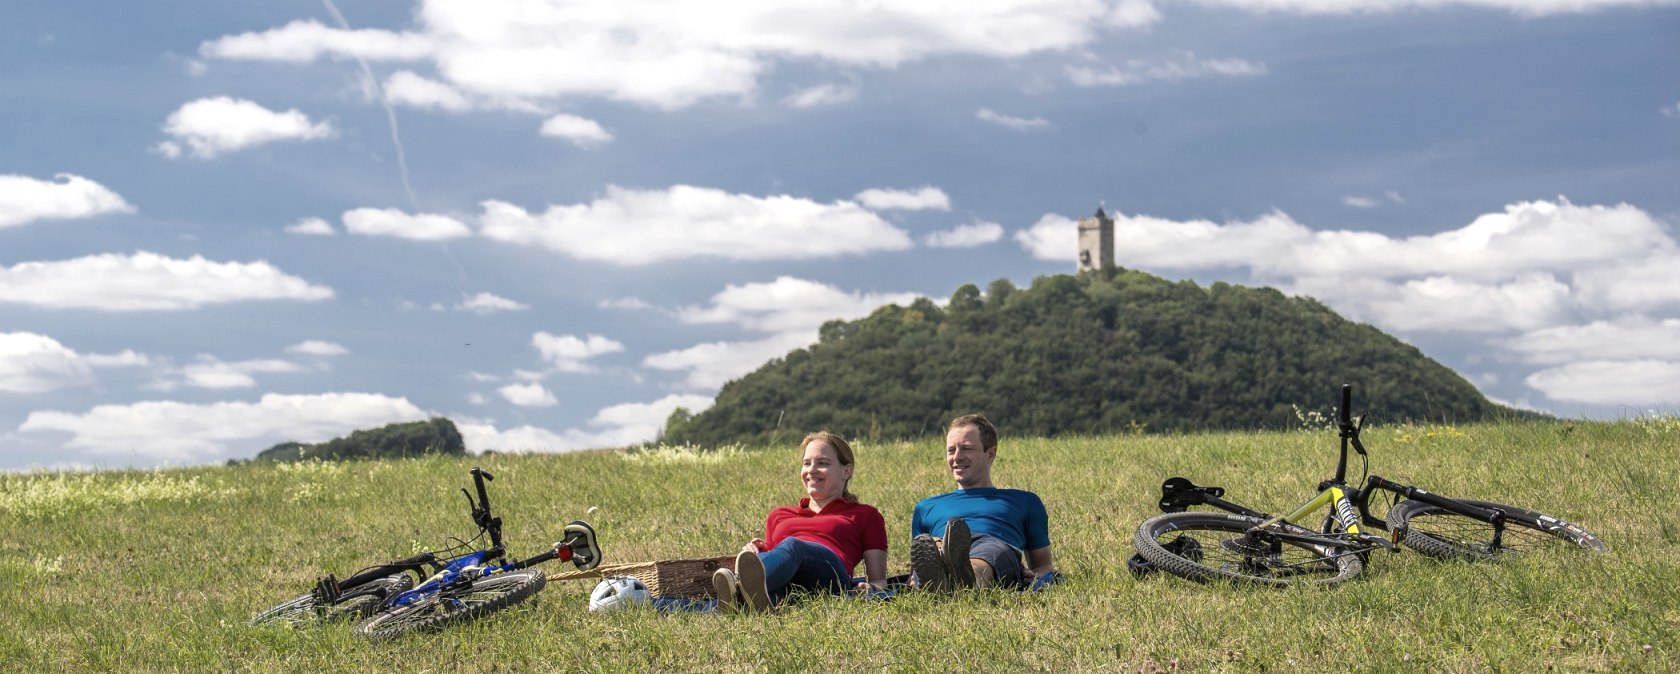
664, 270, 1518, 447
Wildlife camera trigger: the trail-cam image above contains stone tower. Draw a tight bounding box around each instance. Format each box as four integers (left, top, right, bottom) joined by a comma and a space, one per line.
1076, 206, 1114, 272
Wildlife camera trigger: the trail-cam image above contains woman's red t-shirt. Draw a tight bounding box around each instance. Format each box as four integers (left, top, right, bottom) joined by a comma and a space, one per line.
762, 498, 889, 573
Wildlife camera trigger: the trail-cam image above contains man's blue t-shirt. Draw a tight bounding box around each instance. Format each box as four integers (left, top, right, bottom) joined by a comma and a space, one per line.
911, 488, 1050, 552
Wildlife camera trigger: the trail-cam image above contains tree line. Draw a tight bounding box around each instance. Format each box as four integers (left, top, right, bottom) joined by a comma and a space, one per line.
665, 270, 1525, 447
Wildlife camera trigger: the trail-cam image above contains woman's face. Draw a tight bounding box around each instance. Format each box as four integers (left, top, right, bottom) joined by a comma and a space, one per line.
800, 440, 852, 503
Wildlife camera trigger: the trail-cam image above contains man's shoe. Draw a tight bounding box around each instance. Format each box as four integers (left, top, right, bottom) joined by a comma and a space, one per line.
711, 568, 740, 613
943, 518, 976, 589
734, 550, 772, 612
910, 534, 948, 592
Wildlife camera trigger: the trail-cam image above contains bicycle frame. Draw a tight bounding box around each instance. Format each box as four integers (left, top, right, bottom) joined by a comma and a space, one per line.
373, 466, 583, 611
1155, 385, 1515, 554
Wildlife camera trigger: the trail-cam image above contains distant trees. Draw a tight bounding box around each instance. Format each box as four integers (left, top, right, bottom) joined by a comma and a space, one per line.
666, 270, 1520, 448
251, 417, 466, 463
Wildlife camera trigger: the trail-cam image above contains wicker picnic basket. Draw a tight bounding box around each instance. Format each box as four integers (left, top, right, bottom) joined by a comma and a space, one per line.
548, 556, 736, 599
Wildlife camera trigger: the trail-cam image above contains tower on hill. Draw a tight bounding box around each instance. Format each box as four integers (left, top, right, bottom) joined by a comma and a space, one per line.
1077, 206, 1114, 272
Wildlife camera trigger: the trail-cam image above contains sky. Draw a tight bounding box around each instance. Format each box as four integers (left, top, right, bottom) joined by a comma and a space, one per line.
2, 0, 1678, 472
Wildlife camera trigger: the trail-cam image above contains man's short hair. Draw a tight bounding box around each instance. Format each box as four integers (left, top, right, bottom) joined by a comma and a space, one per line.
948, 413, 997, 450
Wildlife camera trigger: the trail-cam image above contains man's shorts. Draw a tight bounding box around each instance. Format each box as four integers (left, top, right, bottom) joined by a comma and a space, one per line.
967, 534, 1026, 589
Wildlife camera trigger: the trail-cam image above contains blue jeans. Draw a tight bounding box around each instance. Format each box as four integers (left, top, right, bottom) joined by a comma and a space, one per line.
760, 537, 850, 603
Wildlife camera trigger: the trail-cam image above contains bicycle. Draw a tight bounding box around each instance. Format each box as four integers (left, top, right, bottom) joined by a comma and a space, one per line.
1131, 385, 1607, 586
250, 466, 602, 638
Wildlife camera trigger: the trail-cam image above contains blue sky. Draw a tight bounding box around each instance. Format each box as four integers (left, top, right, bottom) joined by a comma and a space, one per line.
3, 0, 1678, 471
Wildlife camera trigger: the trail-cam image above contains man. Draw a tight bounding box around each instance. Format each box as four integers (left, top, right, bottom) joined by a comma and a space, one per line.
910, 413, 1055, 591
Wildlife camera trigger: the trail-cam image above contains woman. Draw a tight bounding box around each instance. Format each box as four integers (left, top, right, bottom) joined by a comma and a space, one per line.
712, 431, 888, 611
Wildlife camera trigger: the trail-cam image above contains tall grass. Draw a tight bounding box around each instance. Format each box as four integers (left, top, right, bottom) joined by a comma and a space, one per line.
2, 420, 1676, 672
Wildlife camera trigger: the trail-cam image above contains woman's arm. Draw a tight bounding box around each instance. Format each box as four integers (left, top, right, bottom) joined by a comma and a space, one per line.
855, 549, 888, 591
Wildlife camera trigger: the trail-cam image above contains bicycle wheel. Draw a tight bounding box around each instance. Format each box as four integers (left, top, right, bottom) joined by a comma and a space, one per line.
250, 574, 414, 626
1134, 512, 1363, 587
1387, 498, 1608, 561
353, 569, 546, 641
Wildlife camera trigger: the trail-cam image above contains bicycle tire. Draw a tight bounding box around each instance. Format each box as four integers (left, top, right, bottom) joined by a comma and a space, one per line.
1134, 511, 1363, 586
1387, 498, 1608, 561
353, 569, 546, 641
250, 573, 414, 627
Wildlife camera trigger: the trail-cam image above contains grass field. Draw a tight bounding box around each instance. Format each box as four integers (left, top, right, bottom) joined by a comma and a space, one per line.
2, 419, 1677, 672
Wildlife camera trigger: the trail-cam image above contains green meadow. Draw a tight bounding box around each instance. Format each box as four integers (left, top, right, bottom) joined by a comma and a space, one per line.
3, 419, 1677, 673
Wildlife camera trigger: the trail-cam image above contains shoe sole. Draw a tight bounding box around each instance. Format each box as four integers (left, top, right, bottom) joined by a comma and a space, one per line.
735, 551, 772, 612
910, 535, 948, 592
711, 568, 739, 613
944, 518, 976, 590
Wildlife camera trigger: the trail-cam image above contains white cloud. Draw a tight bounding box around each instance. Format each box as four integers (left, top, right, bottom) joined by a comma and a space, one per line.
498, 382, 558, 407
1, 332, 93, 393
650, 277, 924, 390
199, 19, 435, 62
1503, 319, 1680, 366
286, 340, 350, 356
853, 186, 952, 212
343, 207, 472, 240
458, 292, 529, 314
164, 356, 302, 390
201, 2, 1136, 111
0, 173, 135, 229
384, 70, 473, 112
18, 392, 427, 461
1191, 0, 1680, 18
532, 332, 624, 373
644, 331, 819, 390
675, 277, 923, 334
1014, 212, 1079, 260
783, 82, 860, 108
1573, 251, 1680, 313
1663, 101, 1680, 118
157, 96, 334, 159
0, 251, 333, 311
598, 297, 655, 311
1525, 360, 1680, 406
458, 393, 715, 453
285, 217, 336, 235
539, 113, 614, 146
1343, 191, 1405, 209
1066, 52, 1266, 87
927, 221, 1005, 248
477, 184, 913, 265
1046, 199, 1674, 283
1289, 273, 1572, 333
976, 108, 1051, 130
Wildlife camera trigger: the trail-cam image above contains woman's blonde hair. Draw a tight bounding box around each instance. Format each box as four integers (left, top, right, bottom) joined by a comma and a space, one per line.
800, 431, 858, 503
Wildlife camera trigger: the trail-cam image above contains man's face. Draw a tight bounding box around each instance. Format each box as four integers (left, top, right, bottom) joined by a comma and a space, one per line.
945, 424, 994, 489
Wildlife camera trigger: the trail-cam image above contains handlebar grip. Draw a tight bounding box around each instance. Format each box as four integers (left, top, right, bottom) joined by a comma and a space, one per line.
472, 467, 494, 481
1339, 384, 1352, 424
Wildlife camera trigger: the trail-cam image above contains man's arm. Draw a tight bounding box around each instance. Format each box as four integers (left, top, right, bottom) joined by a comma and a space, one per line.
1025, 546, 1054, 578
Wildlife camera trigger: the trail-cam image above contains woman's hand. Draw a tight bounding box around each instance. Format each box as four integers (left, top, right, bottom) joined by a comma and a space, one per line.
744, 538, 766, 554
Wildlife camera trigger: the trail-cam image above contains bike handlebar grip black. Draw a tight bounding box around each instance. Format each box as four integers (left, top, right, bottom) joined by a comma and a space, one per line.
472, 466, 494, 481
1340, 384, 1352, 424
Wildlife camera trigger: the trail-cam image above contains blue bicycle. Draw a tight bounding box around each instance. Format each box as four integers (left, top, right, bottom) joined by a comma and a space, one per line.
250, 467, 601, 639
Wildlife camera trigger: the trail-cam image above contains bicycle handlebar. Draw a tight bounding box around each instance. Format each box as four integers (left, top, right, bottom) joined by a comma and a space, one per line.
466, 467, 505, 552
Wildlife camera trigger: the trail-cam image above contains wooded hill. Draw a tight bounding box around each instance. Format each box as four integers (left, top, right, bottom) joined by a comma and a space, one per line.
246, 417, 466, 463
664, 270, 1522, 447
